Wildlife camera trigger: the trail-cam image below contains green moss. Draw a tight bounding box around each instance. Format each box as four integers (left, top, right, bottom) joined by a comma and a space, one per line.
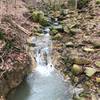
52, 33, 62, 40
0, 31, 5, 40
51, 29, 58, 35
77, 0, 90, 9
96, 0, 100, 4
39, 17, 49, 26
32, 10, 49, 26
32, 10, 44, 22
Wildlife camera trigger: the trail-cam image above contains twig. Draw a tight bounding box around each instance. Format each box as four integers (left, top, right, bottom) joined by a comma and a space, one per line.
0, 56, 4, 69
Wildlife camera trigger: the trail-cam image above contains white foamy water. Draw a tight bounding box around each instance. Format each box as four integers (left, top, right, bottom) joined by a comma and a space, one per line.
33, 32, 54, 76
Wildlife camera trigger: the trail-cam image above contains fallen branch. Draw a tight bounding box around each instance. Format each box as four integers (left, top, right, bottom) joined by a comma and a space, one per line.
11, 20, 32, 35
4, 16, 32, 35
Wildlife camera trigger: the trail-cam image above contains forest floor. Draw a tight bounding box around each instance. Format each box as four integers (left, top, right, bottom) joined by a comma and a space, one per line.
0, 0, 100, 100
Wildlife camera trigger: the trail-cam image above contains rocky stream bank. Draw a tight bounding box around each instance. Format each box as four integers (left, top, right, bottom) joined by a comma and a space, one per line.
0, 0, 100, 100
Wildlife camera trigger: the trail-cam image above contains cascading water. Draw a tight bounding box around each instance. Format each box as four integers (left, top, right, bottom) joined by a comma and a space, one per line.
34, 30, 54, 76
8, 26, 75, 100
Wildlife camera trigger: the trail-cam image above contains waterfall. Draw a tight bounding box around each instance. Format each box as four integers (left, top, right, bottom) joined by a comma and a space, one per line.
33, 28, 54, 76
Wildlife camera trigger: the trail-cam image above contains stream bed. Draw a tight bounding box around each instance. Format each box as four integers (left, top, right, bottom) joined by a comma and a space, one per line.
8, 22, 76, 100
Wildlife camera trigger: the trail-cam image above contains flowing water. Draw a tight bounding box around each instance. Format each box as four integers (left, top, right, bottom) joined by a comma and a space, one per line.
8, 27, 75, 100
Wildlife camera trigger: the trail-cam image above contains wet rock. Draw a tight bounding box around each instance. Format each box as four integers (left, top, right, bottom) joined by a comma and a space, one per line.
85, 67, 97, 77
27, 36, 36, 47
74, 57, 91, 65
52, 25, 63, 32
27, 37, 34, 44
72, 64, 82, 75
65, 42, 74, 47
28, 43, 36, 47
73, 96, 85, 100
34, 33, 42, 36
51, 29, 58, 35
95, 61, 100, 68
39, 17, 49, 26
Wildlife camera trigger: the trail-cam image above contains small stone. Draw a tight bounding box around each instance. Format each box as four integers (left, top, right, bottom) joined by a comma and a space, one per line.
85, 67, 97, 77
61, 9, 69, 16
53, 11, 61, 17
74, 77, 79, 83
70, 28, 82, 34
96, 77, 100, 83
92, 40, 100, 48
64, 26, 70, 33
74, 57, 91, 65
65, 42, 74, 47
95, 61, 100, 67
27, 37, 34, 44
83, 48, 94, 52
0, 40, 6, 50
72, 64, 82, 75
52, 25, 63, 31
34, 33, 42, 36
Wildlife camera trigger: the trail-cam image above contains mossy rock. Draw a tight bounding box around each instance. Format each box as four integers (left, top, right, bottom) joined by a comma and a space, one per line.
72, 64, 82, 75
95, 61, 100, 68
96, 77, 100, 83
52, 33, 62, 40
96, 0, 100, 4
64, 26, 70, 33
32, 10, 44, 22
32, 10, 49, 26
74, 57, 91, 65
51, 29, 58, 35
92, 40, 100, 48
39, 17, 49, 26
85, 67, 97, 77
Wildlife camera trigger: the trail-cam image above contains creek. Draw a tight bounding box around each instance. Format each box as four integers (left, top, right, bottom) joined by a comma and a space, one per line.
8, 19, 75, 100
